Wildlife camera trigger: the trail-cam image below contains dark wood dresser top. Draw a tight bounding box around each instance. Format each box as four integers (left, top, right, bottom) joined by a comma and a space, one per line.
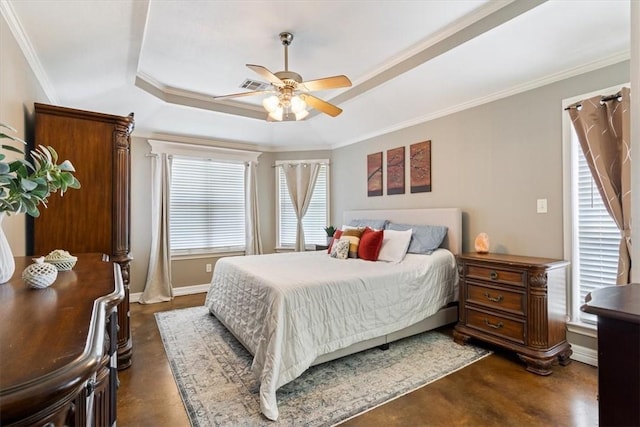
0, 253, 123, 400
457, 252, 569, 269
582, 283, 640, 324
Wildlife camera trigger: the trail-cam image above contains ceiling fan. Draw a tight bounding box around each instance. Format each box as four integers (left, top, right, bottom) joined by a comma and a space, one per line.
213, 32, 352, 121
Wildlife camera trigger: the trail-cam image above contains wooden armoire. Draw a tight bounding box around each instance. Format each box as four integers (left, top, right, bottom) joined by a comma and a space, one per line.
31, 102, 134, 369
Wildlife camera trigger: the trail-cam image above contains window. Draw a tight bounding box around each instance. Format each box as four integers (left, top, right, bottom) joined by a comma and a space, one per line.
277, 161, 329, 248
170, 157, 245, 254
563, 85, 623, 326
570, 129, 620, 323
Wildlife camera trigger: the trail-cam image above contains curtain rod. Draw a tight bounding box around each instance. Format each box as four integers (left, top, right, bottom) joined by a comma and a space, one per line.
564, 91, 622, 111
272, 162, 330, 168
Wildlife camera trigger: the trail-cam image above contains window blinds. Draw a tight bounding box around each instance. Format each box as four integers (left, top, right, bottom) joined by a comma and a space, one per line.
170, 157, 245, 254
278, 164, 328, 247
575, 141, 620, 314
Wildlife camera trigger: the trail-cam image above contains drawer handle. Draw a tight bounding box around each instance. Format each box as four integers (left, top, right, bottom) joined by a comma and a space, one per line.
483, 318, 504, 329
489, 271, 498, 280
484, 292, 503, 303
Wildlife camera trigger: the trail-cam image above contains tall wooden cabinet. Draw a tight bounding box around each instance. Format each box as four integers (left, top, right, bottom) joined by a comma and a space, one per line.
31, 103, 134, 369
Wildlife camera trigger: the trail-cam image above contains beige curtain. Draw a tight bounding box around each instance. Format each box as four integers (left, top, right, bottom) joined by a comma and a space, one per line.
140, 153, 174, 303
568, 87, 632, 284
283, 162, 321, 251
245, 161, 263, 255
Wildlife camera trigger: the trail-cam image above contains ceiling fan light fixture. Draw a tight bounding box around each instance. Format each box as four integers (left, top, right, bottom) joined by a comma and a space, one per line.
262, 95, 280, 113
294, 109, 309, 121
290, 95, 306, 114
268, 108, 283, 121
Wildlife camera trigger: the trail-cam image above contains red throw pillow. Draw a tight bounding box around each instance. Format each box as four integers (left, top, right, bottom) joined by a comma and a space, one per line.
358, 227, 384, 261
327, 229, 343, 253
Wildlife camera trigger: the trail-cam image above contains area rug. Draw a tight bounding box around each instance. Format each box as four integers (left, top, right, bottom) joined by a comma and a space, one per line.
155, 306, 491, 426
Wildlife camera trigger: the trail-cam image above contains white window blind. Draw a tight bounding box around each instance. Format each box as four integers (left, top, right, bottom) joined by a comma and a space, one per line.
277, 163, 328, 248
573, 132, 620, 322
170, 157, 245, 254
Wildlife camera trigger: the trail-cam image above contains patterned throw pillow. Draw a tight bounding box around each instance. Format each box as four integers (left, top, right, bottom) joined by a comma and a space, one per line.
341, 228, 365, 258
330, 239, 349, 259
326, 229, 344, 254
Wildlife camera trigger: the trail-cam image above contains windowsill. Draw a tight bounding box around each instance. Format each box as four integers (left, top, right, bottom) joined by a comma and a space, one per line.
275, 246, 322, 252
566, 321, 598, 338
171, 251, 245, 260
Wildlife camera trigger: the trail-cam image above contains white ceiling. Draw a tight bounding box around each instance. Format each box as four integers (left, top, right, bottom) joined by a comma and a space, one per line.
3, 0, 631, 151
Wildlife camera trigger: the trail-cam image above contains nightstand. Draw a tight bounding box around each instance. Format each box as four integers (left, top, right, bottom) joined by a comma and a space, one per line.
453, 252, 571, 375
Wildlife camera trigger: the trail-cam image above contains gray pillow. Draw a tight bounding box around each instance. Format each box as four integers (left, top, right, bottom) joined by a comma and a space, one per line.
348, 218, 388, 230
386, 223, 448, 254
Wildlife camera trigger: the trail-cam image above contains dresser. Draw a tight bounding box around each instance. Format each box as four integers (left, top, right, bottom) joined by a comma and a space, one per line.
582, 283, 640, 427
453, 253, 571, 375
31, 103, 134, 369
0, 254, 123, 426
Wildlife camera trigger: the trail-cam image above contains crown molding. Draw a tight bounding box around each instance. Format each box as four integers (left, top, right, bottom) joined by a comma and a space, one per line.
135, 71, 266, 119
352, 0, 516, 87
0, 0, 58, 104
331, 51, 630, 150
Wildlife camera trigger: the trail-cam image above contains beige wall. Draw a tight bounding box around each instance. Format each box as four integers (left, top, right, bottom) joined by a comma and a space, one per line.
0, 16, 48, 256
332, 61, 630, 260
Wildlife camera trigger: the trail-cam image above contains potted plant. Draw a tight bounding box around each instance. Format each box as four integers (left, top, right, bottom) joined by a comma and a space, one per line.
323, 225, 336, 246
0, 123, 81, 282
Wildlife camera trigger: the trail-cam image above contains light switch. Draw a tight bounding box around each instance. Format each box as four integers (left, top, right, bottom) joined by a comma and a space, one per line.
537, 198, 548, 214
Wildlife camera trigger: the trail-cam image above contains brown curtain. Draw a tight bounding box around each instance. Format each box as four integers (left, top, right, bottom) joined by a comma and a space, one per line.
568, 87, 631, 284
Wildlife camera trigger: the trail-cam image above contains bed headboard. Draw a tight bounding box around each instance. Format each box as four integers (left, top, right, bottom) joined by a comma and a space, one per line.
343, 208, 462, 255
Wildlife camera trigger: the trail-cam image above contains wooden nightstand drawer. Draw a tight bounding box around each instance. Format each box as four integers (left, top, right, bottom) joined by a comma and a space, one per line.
466, 264, 526, 287
466, 282, 525, 316
466, 307, 525, 345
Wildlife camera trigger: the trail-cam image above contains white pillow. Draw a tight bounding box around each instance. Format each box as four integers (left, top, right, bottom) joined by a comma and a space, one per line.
377, 229, 413, 263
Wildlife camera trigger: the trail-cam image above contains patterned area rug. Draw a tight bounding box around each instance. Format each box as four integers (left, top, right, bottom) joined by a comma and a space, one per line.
155, 306, 491, 426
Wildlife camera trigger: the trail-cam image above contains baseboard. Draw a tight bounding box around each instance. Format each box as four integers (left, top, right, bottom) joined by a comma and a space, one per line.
130, 283, 209, 303
569, 343, 598, 367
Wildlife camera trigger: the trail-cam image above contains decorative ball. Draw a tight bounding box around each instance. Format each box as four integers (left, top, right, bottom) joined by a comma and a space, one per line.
474, 233, 490, 254
23, 256, 58, 289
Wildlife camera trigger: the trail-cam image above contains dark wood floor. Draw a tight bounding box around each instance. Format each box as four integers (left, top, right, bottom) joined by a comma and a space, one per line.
117, 294, 598, 427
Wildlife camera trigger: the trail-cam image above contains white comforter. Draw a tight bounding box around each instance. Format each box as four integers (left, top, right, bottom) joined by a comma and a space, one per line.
204, 249, 458, 420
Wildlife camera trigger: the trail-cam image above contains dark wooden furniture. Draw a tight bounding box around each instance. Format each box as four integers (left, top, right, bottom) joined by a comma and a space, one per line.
314, 244, 329, 251
31, 103, 134, 369
582, 283, 640, 427
453, 253, 571, 375
0, 254, 123, 426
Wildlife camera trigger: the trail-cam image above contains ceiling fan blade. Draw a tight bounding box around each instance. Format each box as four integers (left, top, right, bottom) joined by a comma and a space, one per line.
247, 64, 284, 86
303, 94, 343, 117
300, 75, 352, 92
213, 90, 272, 100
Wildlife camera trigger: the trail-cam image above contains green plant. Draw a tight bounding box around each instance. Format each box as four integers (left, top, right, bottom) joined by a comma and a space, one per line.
323, 225, 336, 237
0, 123, 80, 217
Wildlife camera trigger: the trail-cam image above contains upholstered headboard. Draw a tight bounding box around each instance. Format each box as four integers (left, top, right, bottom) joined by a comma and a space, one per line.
343, 208, 462, 255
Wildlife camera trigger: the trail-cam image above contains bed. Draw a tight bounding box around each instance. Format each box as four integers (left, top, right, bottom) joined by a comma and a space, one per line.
205, 208, 462, 420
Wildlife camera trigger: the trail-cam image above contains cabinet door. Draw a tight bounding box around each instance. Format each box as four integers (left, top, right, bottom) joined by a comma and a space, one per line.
33, 109, 113, 256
